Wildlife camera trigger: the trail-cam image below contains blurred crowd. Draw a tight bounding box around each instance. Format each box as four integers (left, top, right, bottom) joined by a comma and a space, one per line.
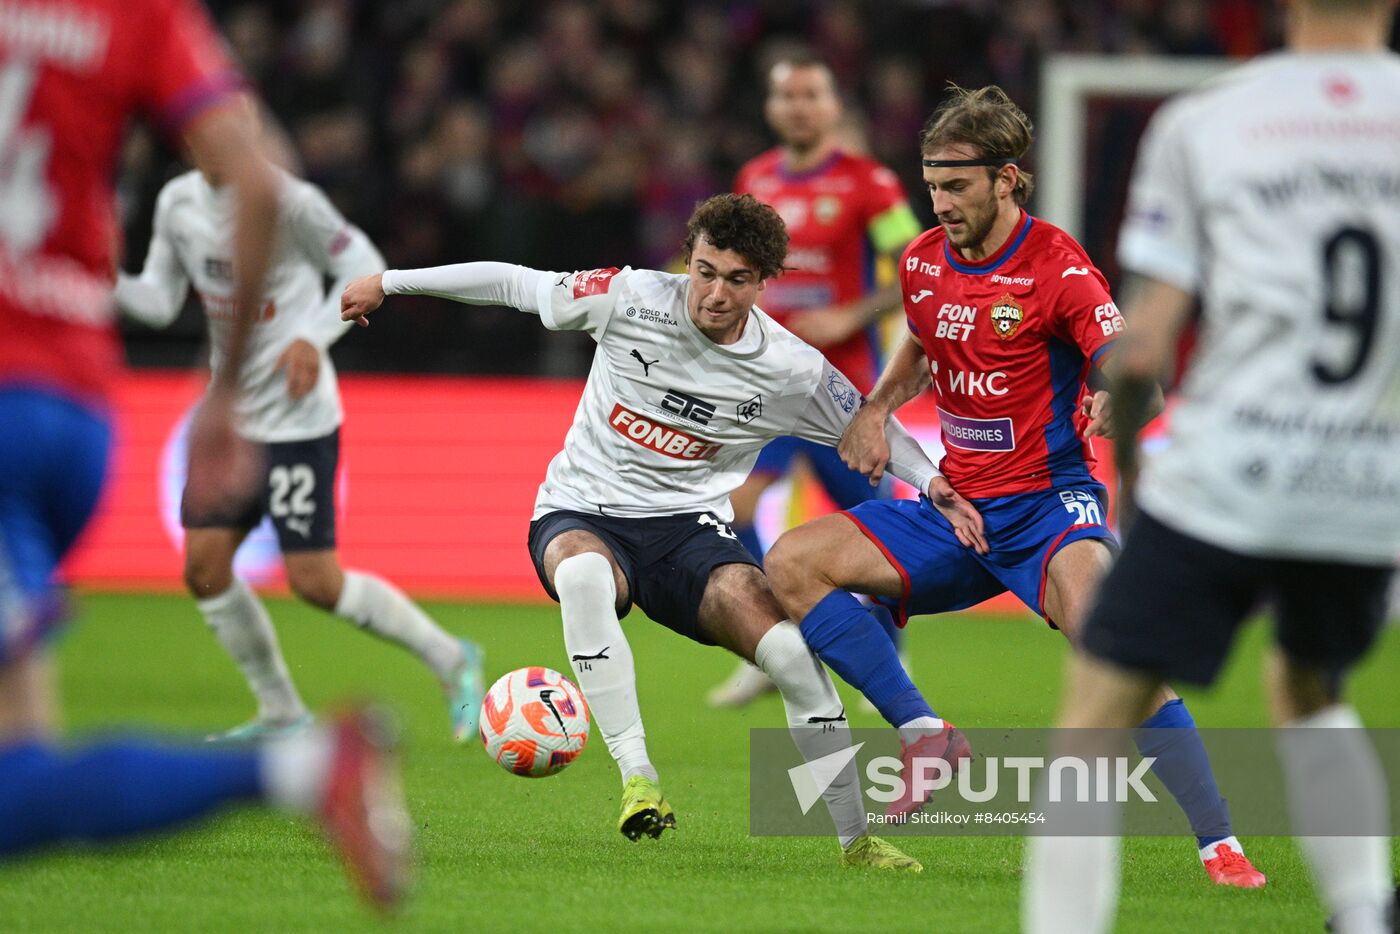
119, 0, 1294, 375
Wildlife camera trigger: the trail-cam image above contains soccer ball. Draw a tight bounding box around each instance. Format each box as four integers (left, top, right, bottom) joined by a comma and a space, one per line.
480, 667, 590, 777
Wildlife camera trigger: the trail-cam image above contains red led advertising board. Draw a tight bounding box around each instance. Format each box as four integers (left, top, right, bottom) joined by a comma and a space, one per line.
66, 371, 1116, 611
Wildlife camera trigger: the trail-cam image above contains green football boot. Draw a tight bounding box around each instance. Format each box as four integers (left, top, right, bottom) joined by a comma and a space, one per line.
840, 834, 923, 872
617, 775, 677, 841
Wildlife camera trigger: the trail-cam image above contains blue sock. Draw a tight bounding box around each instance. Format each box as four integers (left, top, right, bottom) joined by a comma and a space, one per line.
798, 589, 935, 727
868, 602, 904, 653
0, 738, 264, 855
1134, 699, 1232, 848
735, 523, 764, 562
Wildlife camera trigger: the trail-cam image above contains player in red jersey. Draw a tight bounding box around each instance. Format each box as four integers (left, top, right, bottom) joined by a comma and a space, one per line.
0, 0, 405, 906
708, 54, 923, 707
764, 85, 1265, 887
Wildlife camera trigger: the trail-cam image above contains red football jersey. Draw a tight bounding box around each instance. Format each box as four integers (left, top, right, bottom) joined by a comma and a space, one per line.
0, 0, 242, 403
901, 210, 1124, 498
735, 148, 916, 393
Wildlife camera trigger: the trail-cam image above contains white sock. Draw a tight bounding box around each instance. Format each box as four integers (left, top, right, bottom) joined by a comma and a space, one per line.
1023, 833, 1120, 934
556, 553, 656, 784
1199, 834, 1245, 862
197, 580, 306, 723
1280, 705, 1392, 934
1024, 750, 1123, 934
897, 716, 944, 744
335, 571, 464, 684
754, 620, 867, 847
259, 722, 334, 814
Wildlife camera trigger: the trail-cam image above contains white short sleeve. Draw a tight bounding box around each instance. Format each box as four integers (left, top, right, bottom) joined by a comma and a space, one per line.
1117, 101, 1202, 292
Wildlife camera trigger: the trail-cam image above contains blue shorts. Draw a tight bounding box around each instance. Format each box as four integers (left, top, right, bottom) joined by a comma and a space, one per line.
0, 386, 112, 663
751, 437, 891, 509
846, 484, 1115, 627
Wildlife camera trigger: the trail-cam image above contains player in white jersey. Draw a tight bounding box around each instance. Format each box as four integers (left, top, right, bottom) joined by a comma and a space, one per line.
1025, 2, 1400, 932
117, 167, 485, 745
342, 193, 987, 866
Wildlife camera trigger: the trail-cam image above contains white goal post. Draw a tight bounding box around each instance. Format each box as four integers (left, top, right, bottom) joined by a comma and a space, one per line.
1038, 54, 1234, 241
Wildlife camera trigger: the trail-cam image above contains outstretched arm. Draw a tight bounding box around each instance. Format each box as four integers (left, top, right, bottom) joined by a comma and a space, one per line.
341, 263, 563, 325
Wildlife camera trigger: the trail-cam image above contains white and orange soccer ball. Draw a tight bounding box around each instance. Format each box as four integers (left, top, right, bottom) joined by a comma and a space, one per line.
479, 667, 590, 777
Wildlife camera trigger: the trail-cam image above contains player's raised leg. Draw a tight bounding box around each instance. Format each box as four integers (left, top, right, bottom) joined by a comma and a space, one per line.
1045, 539, 1263, 887
766, 510, 972, 819
284, 550, 482, 742
184, 527, 311, 741
697, 562, 918, 870
0, 676, 410, 910
806, 443, 910, 713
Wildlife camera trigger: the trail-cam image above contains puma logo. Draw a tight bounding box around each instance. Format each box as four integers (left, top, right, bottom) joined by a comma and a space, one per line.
629, 349, 658, 376
1061, 266, 1090, 278
285, 517, 312, 539
571, 647, 609, 672
806, 707, 847, 724
806, 707, 847, 732
909, 289, 936, 304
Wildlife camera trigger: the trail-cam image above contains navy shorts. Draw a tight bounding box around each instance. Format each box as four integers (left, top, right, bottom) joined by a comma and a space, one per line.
181, 429, 339, 553
750, 437, 892, 509
1081, 510, 1393, 687
847, 483, 1115, 627
0, 386, 112, 663
528, 510, 759, 645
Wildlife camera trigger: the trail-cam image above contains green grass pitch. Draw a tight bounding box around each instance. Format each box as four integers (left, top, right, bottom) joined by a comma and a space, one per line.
1, 592, 1396, 932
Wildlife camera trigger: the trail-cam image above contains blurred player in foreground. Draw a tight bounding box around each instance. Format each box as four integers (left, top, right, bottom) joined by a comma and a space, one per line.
343, 193, 983, 869
0, 0, 407, 909
708, 55, 923, 707
765, 84, 1264, 885
118, 162, 484, 744
1025, 1, 1400, 931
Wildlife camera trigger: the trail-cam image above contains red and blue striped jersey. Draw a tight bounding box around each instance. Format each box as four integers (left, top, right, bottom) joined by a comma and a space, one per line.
901, 210, 1124, 498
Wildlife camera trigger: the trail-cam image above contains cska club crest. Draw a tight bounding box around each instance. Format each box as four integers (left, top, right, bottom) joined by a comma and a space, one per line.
990, 294, 1024, 339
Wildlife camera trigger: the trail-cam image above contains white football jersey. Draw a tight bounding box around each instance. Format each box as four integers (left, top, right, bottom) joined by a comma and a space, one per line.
381, 263, 937, 520
117, 170, 384, 442
1119, 51, 1400, 563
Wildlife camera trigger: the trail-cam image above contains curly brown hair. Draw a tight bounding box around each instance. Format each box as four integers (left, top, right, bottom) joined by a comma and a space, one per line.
681, 193, 789, 280
920, 84, 1036, 206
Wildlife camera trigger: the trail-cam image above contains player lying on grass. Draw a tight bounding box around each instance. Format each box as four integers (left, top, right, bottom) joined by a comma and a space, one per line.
341, 193, 984, 869
764, 85, 1264, 887
117, 159, 483, 745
